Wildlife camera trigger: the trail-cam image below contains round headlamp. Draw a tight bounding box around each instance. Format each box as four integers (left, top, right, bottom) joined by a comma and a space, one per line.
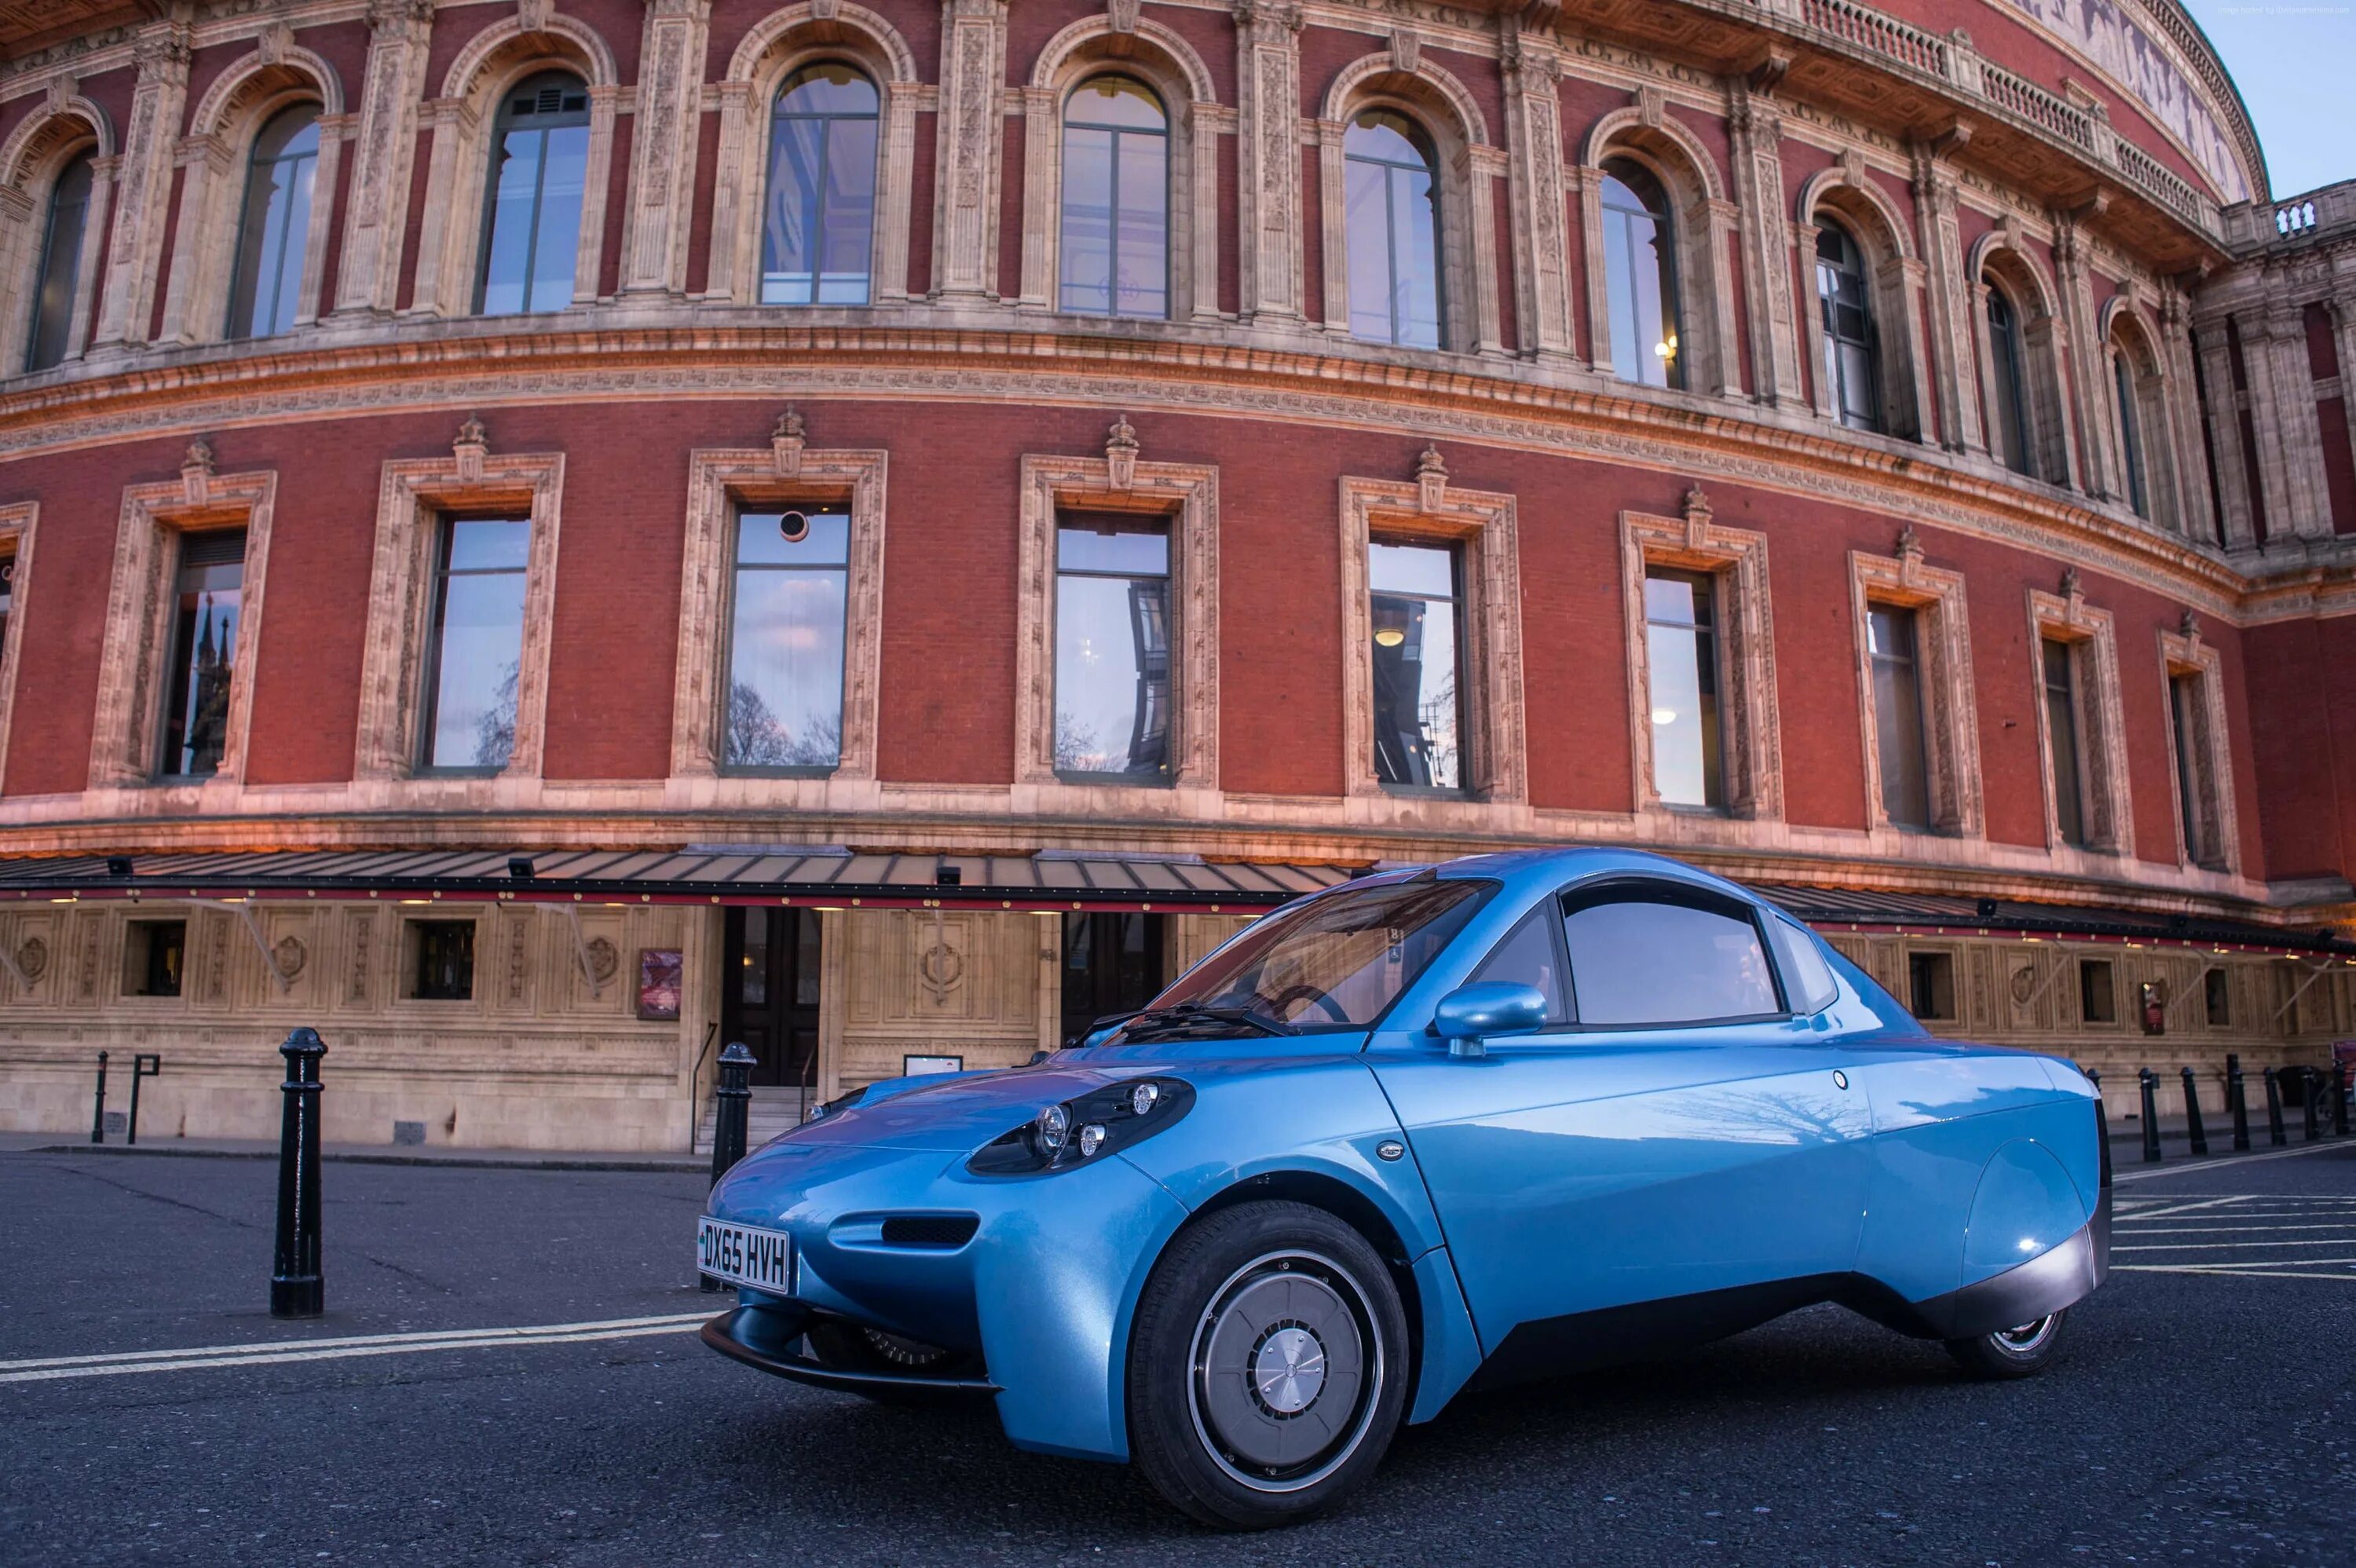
1034, 1102, 1070, 1155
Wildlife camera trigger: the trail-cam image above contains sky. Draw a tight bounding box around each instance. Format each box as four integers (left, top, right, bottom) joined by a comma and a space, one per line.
2182, 0, 2356, 199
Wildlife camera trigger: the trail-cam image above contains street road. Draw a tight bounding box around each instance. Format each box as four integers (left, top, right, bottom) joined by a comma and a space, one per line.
4, 1141, 2352, 1566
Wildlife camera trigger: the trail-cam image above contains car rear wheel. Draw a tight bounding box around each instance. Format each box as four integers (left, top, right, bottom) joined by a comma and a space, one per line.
1944, 1309, 2068, 1380
1126, 1201, 1408, 1530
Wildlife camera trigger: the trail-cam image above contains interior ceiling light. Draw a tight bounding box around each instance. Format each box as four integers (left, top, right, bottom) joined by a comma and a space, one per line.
1374, 627, 1407, 648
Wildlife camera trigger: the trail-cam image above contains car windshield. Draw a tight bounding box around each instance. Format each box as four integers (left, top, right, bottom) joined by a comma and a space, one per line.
1138, 878, 1493, 1033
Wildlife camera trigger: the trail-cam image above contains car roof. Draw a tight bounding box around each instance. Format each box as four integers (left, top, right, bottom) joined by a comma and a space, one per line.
1425, 846, 1761, 904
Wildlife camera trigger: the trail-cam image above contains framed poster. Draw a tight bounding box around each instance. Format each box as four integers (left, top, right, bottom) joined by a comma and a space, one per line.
904, 1054, 964, 1077
636, 948, 684, 1021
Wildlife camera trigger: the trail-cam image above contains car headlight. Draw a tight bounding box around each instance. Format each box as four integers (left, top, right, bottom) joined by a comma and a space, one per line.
966, 1077, 1195, 1176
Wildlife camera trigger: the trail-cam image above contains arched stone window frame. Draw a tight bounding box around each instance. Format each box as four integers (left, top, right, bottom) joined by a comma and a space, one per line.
1797, 166, 1932, 442
1017, 16, 1217, 323
406, 13, 621, 319
157, 45, 345, 346
1317, 49, 1502, 356
1579, 101, 1740, 399
0, 97, 115, 375
2100, 294, 2182, 532
1966, 232, 2076, 488
704, 2, 921, 307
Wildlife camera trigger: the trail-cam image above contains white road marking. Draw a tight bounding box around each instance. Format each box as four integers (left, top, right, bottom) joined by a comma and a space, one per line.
2116, 1238, 2356, 1251
2114, 1195, 2253, 1222
2119, 1223, 2356, 1234
0, 1313, 713, 1385
2115, 1263, 2356, 1278
2112, 1141, 2354, 1183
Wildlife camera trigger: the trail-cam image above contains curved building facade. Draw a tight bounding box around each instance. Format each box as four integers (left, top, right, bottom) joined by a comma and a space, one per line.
0, 0, 2350, 1150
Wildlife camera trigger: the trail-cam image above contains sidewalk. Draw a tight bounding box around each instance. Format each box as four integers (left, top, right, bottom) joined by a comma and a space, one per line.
0, 1131, 704, 1173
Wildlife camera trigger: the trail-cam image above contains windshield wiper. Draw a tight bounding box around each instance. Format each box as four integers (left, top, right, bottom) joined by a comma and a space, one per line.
1118, 1000, 1297, 1039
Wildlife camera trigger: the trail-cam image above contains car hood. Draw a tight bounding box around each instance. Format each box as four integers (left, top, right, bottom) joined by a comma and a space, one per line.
769, 1060, 1138, 1153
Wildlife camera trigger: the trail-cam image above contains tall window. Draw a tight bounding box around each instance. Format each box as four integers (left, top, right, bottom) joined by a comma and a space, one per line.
2113, 347, 2149, 518
2169, 671, 2212, 864
1816, 221, 1881, 433
159, 530, 247, 778
419, 517, 529, 770
1059, 77, 1168, 319
1601, 159, 1679, 389
1868, 604, 1930, 828
723, 509, 848, 770
1344, 109, 1440, 350
1369, 539, 1462, 789
1985, 284, 2031, 475
1644, 568, 1722, 808
226, 104, 320, 339
762, 64, 878, 305
2041, 638, 2086, 848
0, 548, 13, 651
24, 148, 94, 372
477, 72, 589, 316
1054, 514, 1170, 780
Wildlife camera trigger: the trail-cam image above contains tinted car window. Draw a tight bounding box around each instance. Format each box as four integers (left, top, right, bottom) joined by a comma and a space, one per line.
1467, 908, 1571, 1024
1766, 914, 1839, 1014
1560, 887, 1780, 1026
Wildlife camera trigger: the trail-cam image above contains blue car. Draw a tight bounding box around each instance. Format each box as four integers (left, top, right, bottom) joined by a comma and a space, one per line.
697, 848, 2109, 1528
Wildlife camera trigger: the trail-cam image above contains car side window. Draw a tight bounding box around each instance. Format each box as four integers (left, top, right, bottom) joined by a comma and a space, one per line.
1766, 913, 1839, 1014
1558, 883, 1783, 1027
1466, 908, 1572, 1024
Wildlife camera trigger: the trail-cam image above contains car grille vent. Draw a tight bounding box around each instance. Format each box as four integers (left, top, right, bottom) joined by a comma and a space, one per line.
879, 1215, 979, 1248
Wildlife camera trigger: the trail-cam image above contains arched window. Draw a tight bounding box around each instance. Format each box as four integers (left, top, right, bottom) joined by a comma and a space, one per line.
24, 148, 94, 373
1059, 76, 1169, 319
225, 104, 321, 340
1816, 221, 1880, 433
477, 71, 590, 316
762, 64, 878, 305
1344, 109, 1440, 350
1984, 283, 2032, 476
2113, 345, 2149, 519
1601, 158, 1679, 389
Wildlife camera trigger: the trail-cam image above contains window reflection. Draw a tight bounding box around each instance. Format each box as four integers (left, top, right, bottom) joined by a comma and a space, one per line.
25, 149, 94, 372
724, 510, 848, 769
160, 530, 247, 778
1055, 514, 1169, 779
1601, 158, 1679, 389
1985, 284, 2032, 475
420, 517, 529, 770
763, 64, 879, 305
1059, 77, 1168, 319
477, 72, 589, 316
1816, 221, 1881, 433
2113, 347, 2149, 518
1561, 890, 1780, 1026
1644, 568, 1722, 808
1344, 109, 1440, 349
2169, 671, 2211, 864
2042, 638, 2085, 847
1369, 539, 1461, 789
1868, 604, 1930, 828
227, 104, 320, 340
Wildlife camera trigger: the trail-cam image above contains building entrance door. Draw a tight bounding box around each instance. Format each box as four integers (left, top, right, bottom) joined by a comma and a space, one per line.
721, 908, 821, 1089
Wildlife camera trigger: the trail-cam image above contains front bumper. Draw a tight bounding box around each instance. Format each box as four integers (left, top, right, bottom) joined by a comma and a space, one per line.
700, 1304, 999, 1398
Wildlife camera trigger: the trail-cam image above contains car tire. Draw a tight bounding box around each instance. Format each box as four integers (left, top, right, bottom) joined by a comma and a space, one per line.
1125, 1201, 1409, 1530
804, 1319, 975, 1405
1944, 1309, 2069, 1380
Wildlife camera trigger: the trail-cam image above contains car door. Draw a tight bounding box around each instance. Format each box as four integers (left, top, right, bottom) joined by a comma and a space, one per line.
1368, 878, 1873, 1369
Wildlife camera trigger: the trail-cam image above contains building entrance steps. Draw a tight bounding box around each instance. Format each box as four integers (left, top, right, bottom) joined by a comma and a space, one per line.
693, 1086, 807, 1158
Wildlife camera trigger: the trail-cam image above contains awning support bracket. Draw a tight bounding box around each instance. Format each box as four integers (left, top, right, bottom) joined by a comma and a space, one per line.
199, 900, 294, 994
562, 904, 602, 1000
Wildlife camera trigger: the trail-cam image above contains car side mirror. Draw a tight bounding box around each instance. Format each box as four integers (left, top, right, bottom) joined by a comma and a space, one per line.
1431, 983, 1549, 1058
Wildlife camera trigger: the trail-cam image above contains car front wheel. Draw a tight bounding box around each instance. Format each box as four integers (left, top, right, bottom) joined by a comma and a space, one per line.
1944, 1309, 2069, 1380
1125, 1201, 1408, 1530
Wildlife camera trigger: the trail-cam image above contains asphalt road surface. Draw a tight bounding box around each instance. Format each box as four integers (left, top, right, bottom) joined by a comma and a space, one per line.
4, 1141, 2353, 1566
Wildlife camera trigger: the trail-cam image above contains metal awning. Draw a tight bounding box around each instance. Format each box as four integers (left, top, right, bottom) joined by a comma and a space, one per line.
0, 849, 1360, 914
1758, 883, 2354, 958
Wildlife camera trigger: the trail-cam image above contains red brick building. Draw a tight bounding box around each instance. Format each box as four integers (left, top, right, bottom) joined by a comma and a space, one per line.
0, 0, 2348, 1150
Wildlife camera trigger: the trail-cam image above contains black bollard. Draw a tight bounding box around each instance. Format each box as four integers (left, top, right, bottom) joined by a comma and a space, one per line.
2227, 1056, 2250, 1153
90, 1050, 108, 1145
270, 1028, 327, 1319
2303, 1068, 2321, 1142
2264, 1067, 2286, 1147
2087, 1069, 2113, 1190
127, 1053, 161, 1146
2138, 1068, 2162, 1163
2181, 1066, 2209, 1157
2336, 1062, 2350, 1138
701, 1042, 758, 1294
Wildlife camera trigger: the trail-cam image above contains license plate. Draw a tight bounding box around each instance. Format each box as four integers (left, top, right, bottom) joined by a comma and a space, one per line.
697, 1215, 794, 1293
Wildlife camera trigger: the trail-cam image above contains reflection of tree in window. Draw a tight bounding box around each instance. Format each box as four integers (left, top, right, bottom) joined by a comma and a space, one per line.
1644, 568, 1722, 808
1055, 515, 1169, 779
477, 72, 589, 316
1601, 158, 1679, 389
227, 104, 320, 339
1059, 77, 1168, 319
420, 517, 529, 771
160, 530, 247, 777
25, 148, 94, 373
723, 510, 847, 770
1370, 539, 1460, 789
1816, 221, 1881, 433
1343, 109, 1440, 349
1868, 604, 1930, 828
763, 64, 878, 305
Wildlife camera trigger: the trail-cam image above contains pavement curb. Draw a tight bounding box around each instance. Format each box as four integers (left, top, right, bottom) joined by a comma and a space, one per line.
21, 1143, 707, 1175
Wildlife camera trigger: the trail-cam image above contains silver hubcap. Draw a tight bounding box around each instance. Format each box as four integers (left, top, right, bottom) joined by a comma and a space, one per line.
1187, 1252, 1383, 1493
1994, 1315, 2057, 1354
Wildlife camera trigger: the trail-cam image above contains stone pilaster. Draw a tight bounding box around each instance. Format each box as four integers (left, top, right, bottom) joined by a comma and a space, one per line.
1467, 144, 1506, 356
333, 0, 436, 316
2260, 307, 2333, 538
929, 0, 1008, 302
1233, 0, 1305, 325
2052, 216, 2115, 499
1912, 139, 1981, 453
1499, 27, 1572, 362
90, 19, 192, 352
1729, 86, 1802, 408
2239, 313, 2309, 538
616, 0, 712, 299
2156, 286, 2216, 543
2191, 318, 2258, 549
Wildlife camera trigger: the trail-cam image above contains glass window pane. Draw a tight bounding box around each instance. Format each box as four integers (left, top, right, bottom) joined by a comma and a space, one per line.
1055, 518, 1171, 779
1059, 124, 1114, 315
159, 539, 245, 777
724, 542, 848, 769
1371, 583, 1460, 789
2043, 638, 2084, 847
480, 128, 545, 316
2171, 674, 2208, 861
740, 911, 770, 1006
816, 115, 877, 304
762, 113, 828, 305
445, 517, 531, 571
1113, 126, 1168, 318
1468, 909, 1568, 1023
228, 105, 320, 340
1768, 914, 1839, 1014
423, 558, 527, 769
779, 64, 878, 116
528, 123, 587, 311
1057, 521, 1167, 575
1561, 894, 1780, 1026
1344, 155, 1394, 342
27, 152, 93, 373
1394, 164, 1440, 350
734, 509, 850, 567
1869, 606, 1930, 828
1066, 76, 1165, 130
1368, 540, 1454, 596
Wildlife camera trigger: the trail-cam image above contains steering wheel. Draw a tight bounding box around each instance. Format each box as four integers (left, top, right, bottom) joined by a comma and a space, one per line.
1267, 983, 1348, 1025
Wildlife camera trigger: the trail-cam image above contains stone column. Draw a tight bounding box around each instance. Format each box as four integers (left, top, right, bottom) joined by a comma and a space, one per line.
1466, 145, 1506, 356
1704, 198, 1744, 397
1014, 85, 1057, 309
90, 20, 192, 352
1575, 164, 1610, 376
1500, 30, 1573, 362
2191, 316, 2258, 549
333, 0, 436, 316
2052, 214, 2115, 499
929, 0, 1008, 302
1234, 0, 1305, 325
2156, 286, 2217, 543
1794, 218, 1831, 418
2254, 309, 2334, 538
1912, 138, 1981, 453
1315, 116, 1348, 332
1729, 86, 1802, 408
616, 0, 712, 300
